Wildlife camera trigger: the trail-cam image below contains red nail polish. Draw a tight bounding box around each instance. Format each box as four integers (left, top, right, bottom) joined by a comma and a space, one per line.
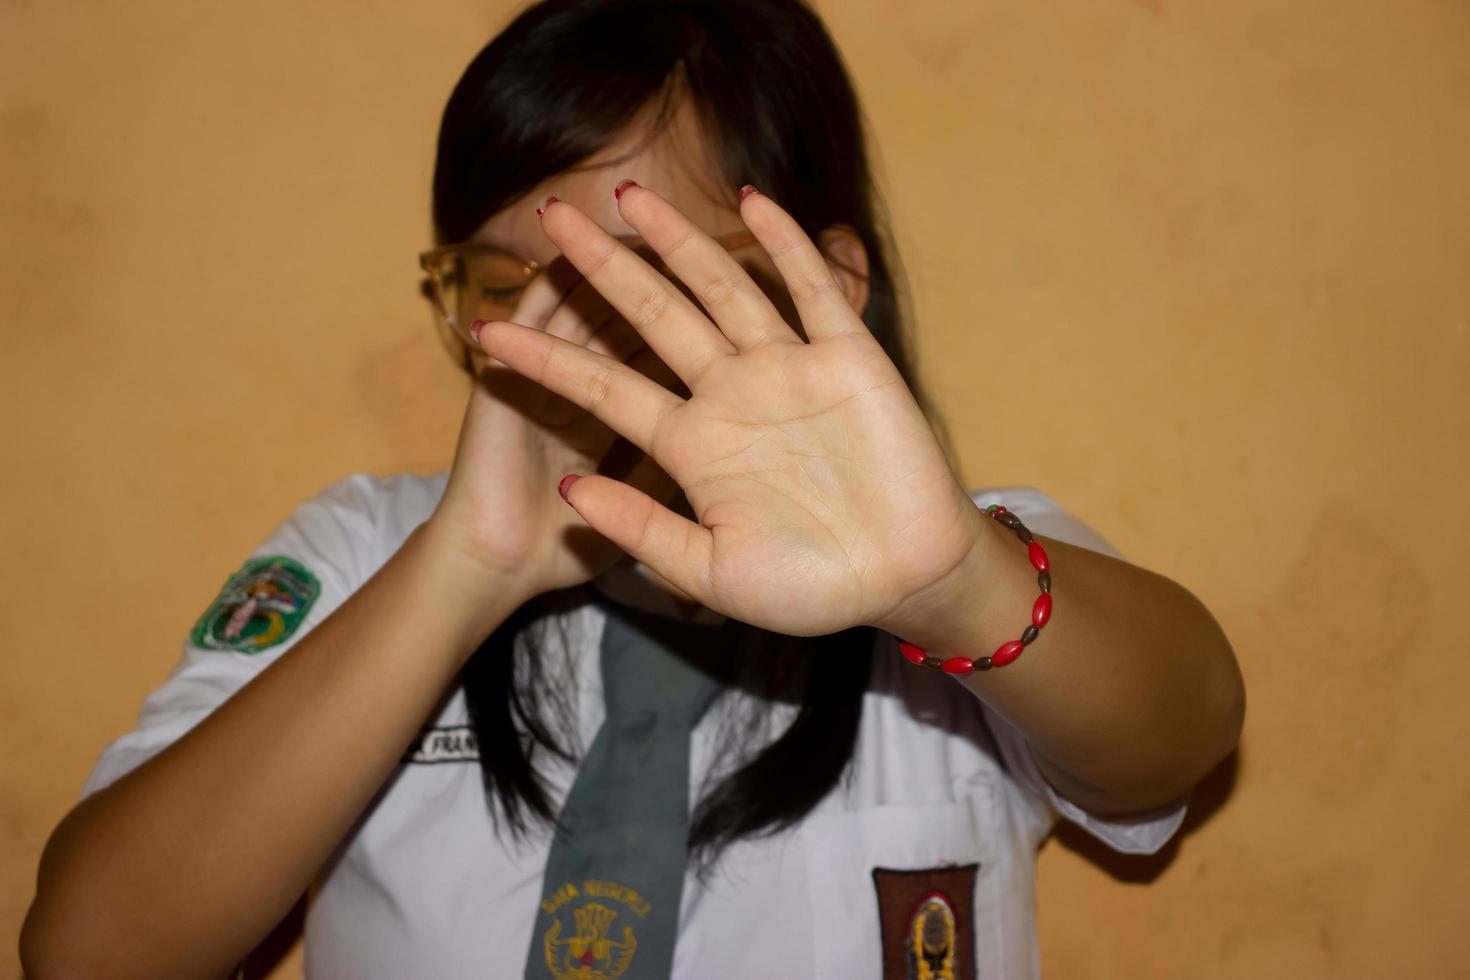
558, 474, 580, 502
535, 195, 559, 217
738, 184, 758, 201
469, 319, 488, 344
614, 178, 638, 200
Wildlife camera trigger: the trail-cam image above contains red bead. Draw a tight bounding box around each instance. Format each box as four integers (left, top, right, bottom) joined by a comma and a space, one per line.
1027, 541, 1049, 572
898, 640, 927, 665
941, 657, 976, 675
992, 639, 1025, 667
1032, 592, 1052, 628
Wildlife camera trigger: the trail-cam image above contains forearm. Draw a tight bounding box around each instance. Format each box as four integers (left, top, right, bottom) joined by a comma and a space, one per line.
21, 519, 530, 980
901, 514, 1245, 816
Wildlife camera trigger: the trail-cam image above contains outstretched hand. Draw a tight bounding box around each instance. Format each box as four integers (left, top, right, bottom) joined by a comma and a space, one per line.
473, 182, 985, 640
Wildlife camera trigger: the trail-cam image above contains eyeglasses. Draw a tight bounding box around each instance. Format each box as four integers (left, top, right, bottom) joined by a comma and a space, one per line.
419, 229, 759, 350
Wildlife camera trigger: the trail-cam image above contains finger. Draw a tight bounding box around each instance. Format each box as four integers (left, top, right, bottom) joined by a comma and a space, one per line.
540, 278, 608, 346
541, 278, 644, 362
613, 180, 798, 351
737, 186, 867, 342
579, 316, 646, 365
560, 472, 713, 607
539, 197, 735, 387
474, 319, 681, 454
620, 443, 680, 507
511, 254, 584, 330
625, 337, 682, 394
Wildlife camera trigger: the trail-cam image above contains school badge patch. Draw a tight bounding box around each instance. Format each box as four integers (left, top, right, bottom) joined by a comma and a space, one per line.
872, 864, 979, 980
191, 556, 320, 654
540, 878, 649, 979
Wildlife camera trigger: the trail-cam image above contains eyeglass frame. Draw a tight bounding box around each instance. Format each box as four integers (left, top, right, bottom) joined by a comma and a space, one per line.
418, 228, 762, 350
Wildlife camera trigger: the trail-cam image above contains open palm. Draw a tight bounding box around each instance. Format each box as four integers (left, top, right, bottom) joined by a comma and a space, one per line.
475, 183, 984, 638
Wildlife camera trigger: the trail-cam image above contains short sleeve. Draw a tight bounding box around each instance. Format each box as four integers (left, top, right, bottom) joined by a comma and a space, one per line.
967, 485, 1189, 855
79, 474, 388, 799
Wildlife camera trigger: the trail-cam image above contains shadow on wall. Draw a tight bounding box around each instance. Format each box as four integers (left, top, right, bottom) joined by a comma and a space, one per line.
1051, 748, 1242, 883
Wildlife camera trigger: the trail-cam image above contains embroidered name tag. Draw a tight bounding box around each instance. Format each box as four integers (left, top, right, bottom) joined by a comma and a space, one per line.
404, 725, 480, 763
872, 863, 979, 980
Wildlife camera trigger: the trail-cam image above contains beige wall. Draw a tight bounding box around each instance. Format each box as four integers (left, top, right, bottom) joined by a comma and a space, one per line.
3, 1, 1467, 976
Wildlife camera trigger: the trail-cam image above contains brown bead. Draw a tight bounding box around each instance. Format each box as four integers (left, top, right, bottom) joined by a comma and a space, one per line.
996, 511, 1023, 530
1021, 624, 1039, 645
973, 657, 993, 670
1016, 528, 1033, 544
1037, 571, 1051, 593
923, 656, 945, 669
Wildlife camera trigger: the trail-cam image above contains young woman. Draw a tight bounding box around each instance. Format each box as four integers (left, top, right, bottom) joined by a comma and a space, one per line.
22, 1, 1245, 977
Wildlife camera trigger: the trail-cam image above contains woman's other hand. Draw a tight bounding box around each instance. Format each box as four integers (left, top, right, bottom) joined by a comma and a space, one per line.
473, 183, 986, 639
428, 252, 681, 597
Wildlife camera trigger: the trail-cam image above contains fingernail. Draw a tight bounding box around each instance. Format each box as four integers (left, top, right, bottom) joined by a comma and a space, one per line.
558, 474, 580, 502
738, 184, 758, 202
614, 178, 638, 200
535, 195, 559, 217
469, 319, 488, 344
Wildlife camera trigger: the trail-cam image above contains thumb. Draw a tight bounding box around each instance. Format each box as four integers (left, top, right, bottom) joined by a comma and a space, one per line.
557, 471, 713, 605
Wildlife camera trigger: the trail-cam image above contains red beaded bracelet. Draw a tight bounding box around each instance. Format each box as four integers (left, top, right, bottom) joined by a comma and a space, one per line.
896, 502, 1052, 674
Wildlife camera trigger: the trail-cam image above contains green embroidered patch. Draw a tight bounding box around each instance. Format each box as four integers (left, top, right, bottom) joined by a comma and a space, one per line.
191, 556, 321, 654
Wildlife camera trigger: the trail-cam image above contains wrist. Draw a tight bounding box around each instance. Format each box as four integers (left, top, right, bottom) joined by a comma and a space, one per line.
410, 515, 542, 639
879, 507, 1033, 661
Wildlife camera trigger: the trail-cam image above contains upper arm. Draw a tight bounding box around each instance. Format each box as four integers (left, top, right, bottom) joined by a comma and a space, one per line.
80, 474, 384, 799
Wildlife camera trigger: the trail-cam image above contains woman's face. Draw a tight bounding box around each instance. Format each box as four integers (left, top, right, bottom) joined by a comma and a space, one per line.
464, 95, 870, 373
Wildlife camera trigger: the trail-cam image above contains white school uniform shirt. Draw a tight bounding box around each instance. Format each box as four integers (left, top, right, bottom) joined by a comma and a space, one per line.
82, 472, 1188, 979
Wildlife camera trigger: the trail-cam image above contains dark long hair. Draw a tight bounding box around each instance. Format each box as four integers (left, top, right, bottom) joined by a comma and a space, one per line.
434, 0, 961, 867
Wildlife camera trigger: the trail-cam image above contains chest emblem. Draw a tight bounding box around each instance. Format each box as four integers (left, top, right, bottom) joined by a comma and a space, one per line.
541, 879, 649, 979
190, 556, 320, 654
909, 891, 958, 979
872, 863, 979, 980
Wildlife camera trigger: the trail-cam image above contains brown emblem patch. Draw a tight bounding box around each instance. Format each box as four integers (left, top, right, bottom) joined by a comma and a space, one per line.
872, 864, 979, 980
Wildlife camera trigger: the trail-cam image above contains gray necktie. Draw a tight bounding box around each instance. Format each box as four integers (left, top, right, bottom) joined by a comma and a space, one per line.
524, 597, 727, 980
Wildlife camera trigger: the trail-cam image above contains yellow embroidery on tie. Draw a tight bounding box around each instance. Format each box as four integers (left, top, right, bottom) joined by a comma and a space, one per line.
541, 880, 645, 980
